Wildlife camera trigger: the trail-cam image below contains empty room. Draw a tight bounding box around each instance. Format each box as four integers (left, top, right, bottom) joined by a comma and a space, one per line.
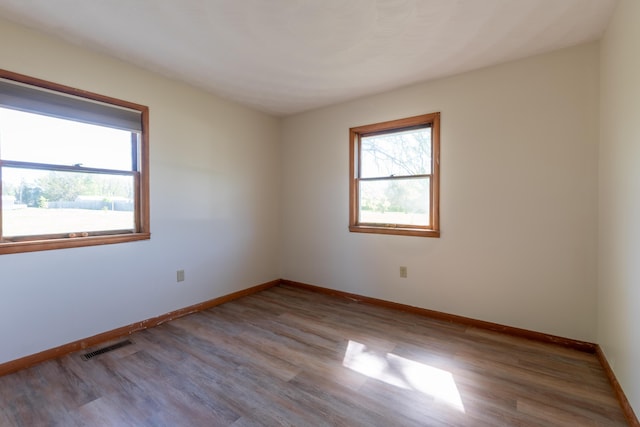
0, 0, 638, 425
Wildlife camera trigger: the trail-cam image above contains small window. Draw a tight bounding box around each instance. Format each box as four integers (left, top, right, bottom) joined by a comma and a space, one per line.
349, 113, 440, 237
0, 69, 150, 254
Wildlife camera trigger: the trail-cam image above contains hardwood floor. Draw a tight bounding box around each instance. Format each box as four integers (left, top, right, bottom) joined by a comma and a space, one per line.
0, 285, 628, 426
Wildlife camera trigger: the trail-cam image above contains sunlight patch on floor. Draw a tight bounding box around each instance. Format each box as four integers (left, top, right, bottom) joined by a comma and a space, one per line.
342, 340, 465, 412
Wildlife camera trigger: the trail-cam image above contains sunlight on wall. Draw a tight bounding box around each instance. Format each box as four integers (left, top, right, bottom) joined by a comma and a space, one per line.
342, 340, 465, 412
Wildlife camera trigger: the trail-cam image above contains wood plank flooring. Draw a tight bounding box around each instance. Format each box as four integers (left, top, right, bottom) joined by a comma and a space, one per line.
0, 285, 628, 426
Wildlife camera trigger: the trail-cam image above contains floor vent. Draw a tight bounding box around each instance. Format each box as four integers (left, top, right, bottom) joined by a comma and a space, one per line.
82, 339, 133, 361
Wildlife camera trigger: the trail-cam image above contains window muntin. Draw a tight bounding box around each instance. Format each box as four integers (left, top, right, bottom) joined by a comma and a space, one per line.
0, 69, 150, 254
349, 113, 440, 237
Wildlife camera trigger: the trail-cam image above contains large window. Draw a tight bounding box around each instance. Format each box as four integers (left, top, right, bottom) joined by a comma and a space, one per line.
349, 113, 440, 237
0, 69, 150, 254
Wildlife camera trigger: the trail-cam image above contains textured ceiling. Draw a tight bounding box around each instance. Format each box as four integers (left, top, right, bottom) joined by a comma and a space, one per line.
0, 0, 617, 116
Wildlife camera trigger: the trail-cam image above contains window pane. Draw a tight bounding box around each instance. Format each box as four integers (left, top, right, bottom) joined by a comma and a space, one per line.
0, 107, 134, 171
359, 177, 430, 226
361, 127, 431, 178
2, 167, 135, 237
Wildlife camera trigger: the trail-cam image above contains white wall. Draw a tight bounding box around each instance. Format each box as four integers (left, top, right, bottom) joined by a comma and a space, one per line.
0, 10, 613, 376
598, 0, 640, 415
282, 43, 600, 342
0, 18, 281, 364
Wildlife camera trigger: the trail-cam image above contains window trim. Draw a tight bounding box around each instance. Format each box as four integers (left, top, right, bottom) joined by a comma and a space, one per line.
0, 69, 150, 255
349, 112, 440, 238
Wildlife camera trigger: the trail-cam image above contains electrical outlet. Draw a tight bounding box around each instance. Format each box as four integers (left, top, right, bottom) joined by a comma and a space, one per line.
177, 269, 185, 282
400, 266, 407, 278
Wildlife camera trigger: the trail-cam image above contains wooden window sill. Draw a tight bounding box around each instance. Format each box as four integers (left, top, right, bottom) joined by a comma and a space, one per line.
0, 232, 151, 255
349, 225, 440, 238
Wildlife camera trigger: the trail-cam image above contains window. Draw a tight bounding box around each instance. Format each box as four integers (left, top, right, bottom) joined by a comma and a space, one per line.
349, 113, 440, 237
0, 69, 150, 254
